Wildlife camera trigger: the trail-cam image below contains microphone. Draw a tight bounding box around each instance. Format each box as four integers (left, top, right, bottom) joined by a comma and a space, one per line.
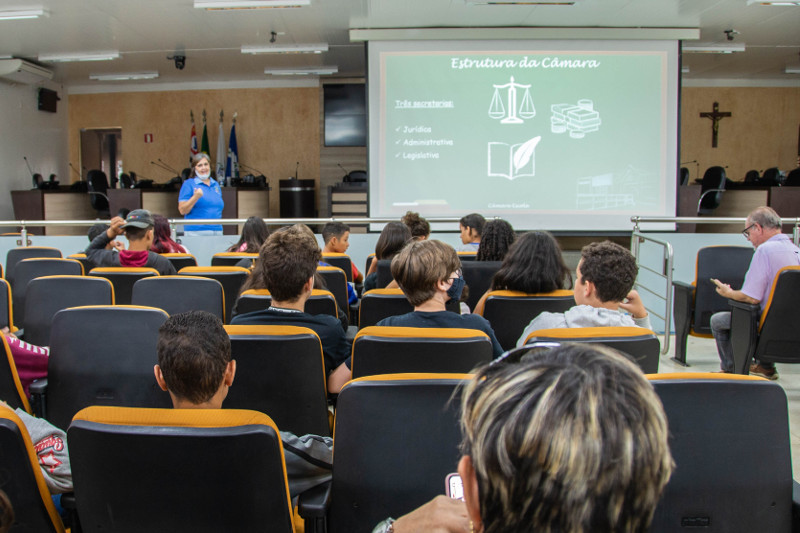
150, 161, 176, 176
295, 161, 299, 180
23, 156, 35, 177
69, 162, 83, 181
337, 163, 350, 176
158, 158, 178, 173
239, 162, 268, 178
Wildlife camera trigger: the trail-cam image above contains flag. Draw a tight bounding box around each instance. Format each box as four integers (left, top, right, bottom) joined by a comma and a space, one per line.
226, 123, 239, 183
190, 120, 198, 158
201, 122, 210, 155
215, 116, 225, 184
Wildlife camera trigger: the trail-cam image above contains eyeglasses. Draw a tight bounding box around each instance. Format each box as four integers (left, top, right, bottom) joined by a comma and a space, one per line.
489, 342, 561, 367
447, 269, 463, 282
742, 223, 756, 238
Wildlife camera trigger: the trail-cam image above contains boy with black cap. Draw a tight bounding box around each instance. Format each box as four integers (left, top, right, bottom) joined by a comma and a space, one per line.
86, 209, 176, 275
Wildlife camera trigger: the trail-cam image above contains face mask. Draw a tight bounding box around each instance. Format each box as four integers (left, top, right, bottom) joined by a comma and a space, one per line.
446, 273, 465, 302
196, 171, 211, 180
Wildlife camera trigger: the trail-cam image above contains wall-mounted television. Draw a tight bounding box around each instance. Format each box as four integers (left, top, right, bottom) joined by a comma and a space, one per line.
324, 83, 366, 147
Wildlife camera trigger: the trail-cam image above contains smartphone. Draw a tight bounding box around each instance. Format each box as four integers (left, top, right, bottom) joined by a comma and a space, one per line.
445, 473, 464, 501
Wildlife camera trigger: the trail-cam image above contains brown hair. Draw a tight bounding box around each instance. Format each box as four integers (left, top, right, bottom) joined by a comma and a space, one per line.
391, 239, 460, 307
579, 241, 637, 303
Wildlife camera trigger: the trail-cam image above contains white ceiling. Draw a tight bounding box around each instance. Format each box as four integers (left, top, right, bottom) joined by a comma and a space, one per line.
0, 0, 798, 88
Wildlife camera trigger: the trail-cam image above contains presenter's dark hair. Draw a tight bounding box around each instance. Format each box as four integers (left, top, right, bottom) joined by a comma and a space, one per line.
491, 231, 571, 293
476, 219, 515, 262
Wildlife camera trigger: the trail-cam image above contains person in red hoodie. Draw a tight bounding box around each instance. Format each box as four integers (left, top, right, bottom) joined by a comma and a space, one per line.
85, 209, 176, 276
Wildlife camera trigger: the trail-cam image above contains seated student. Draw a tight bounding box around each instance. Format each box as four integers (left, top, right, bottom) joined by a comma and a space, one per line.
475, 219, 515, 262
379, 239, 503, 355
150, 214, 187, 254
363, 221, 412, 292
86, 222, 123, 252
231, 225, 351, 386
155, 310, 333, 498
517, 240, 650, 347
1, 327, 50, 397
401, 211, 430, 241
456, 213, 485, 252
322, 221, 362, 283
85, 209, 176, 276
226, 215, 269, 253
374, 343, 673, 533
473, 230, 572, 315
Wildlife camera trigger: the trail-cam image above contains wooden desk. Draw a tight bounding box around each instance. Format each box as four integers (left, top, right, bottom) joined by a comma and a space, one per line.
11, 189, 98, 235
108, 187, 270, 235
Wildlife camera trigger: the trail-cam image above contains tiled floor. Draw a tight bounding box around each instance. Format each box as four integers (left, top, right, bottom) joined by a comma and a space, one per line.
658, 334, 799, 477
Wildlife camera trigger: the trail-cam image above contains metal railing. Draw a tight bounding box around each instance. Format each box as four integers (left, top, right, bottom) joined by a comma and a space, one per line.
631, 216, 800, 245
0, 216, 466, 245
630, 231, 674, 355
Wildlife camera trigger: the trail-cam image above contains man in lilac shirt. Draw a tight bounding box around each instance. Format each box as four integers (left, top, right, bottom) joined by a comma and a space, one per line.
711, 206, 800, 379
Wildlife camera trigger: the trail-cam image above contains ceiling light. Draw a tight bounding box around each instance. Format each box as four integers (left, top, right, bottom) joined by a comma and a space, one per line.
465, 0, 577, 4
194, 0, 310, 9
682, 42, 746, 54
242, 43, 328, 54
89, 71, 159, 81
264, 66, 337, 76
0, 8, 47, 20
746, 1, 800, 5
39, 51, 120, 62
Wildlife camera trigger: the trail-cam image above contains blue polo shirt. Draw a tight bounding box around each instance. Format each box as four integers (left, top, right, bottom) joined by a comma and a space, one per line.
179, 177, 224, 232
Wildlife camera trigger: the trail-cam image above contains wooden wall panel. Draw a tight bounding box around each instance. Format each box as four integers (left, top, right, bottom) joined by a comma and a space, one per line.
68, 88, 320, 218
680, 87, 800, 183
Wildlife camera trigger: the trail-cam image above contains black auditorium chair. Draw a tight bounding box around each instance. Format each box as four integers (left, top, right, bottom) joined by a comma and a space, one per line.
762, 167, 782, 186
697, 166, 728, 215
233, 288, 337, 320
300, 374, 468, 533
30, 305, 171, 430
461, 260, 502, 312
66, 252, 94, 274
89, 266, 160, 306
375, 259, 393, 289
161, 252, 198, 271
23, 275, 114, 347
522, 326, 661, 374
785, 167, 800, 187
0, 279, 17, 333
87, 169, 110, 217
316, 265, 350, 318
224, 325, 331, 436
5, 246, 62, 287
322, 253, 355, 283
744, 169, 760, 184
730, 266, 800, 375
679, 167, 690, 186
457, 250, 477, 262
132, 276, 225, 323
0, 405, 69, 533
478, 289, 574, 351
0, 334, 32, 413
211, 252, 258, 267
68, 406, 295, 533
358, 288, 413, 329
648, 374, 794, 532
672, 245, 753, 365
178, 266, 250, 324
350, 326, 493, 379
11, 257, 84, 328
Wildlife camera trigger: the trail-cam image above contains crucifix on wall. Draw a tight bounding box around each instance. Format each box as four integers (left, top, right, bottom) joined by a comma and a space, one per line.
699, 102, 732, 148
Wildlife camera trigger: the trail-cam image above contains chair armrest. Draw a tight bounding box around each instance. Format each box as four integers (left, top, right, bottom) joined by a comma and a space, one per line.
729, 299, 760, 374
29, 378, 48, 418
671, 281, 695, 365
672, 280, 695, 291
298, 480, 331, 518
59, 492, 82, 533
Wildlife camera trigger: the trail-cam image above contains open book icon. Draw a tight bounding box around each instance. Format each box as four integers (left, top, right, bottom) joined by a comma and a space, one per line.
487, 136, 541, 181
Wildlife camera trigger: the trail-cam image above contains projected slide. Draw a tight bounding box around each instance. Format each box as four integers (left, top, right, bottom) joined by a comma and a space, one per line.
368, 40, 679, 231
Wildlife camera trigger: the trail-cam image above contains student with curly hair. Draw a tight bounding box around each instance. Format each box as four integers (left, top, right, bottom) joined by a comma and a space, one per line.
401, 211, 430, 241
516, 240, 650, 347
475, 219, 515, 262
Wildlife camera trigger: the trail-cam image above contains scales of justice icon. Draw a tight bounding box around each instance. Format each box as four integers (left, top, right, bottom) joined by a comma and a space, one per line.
489, 76, 536, 124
